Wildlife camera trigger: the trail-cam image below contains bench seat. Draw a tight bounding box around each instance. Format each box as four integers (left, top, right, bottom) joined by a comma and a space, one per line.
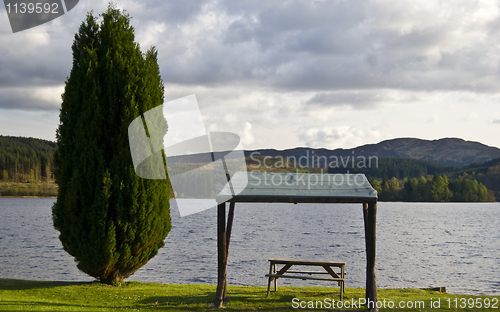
266, 274, 343, 281
266, 258, 346, 300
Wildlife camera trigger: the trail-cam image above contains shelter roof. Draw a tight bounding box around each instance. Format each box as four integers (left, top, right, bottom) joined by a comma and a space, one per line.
216, 171, 377, 204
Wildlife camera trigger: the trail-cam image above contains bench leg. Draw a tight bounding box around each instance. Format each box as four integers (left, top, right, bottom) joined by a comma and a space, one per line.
341, 265, 345, 300
267, 262, 274, 296
274, 263, 277, 291
267, 277, 272, 296
340, 280, 343, 301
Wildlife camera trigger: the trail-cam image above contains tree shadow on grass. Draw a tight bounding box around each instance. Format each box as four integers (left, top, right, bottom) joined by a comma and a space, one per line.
0, 278, 93, 290
137, 290, 215, 311
137, 288, 311, 311
0, 300, 96, 312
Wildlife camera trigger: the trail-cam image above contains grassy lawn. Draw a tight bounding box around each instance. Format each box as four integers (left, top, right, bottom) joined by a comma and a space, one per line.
0, 279, 499, 311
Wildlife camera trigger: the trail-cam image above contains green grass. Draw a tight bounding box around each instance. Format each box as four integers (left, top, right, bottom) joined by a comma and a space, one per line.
0, 279, 498, 311
0, 181, 57, 197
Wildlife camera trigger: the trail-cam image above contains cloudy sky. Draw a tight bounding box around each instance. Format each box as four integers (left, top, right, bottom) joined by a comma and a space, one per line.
1, 0, 500, 150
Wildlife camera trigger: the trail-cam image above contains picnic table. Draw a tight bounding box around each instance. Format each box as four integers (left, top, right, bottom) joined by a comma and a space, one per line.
213, 171, 378, 308
266, 258, 346, 300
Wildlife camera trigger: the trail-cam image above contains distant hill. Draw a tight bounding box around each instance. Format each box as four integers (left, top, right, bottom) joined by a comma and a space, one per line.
246, 137, 500, 167
3, 136, 500, 171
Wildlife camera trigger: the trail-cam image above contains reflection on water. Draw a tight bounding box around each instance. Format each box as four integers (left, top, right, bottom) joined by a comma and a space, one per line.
0, 198, 498, 295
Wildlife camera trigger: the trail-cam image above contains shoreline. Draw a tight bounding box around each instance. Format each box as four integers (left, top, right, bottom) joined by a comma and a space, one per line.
0, 195, 57, 198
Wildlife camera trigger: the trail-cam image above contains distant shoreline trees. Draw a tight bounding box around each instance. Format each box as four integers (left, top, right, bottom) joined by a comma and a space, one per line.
370, 174, 495, 202
0, 135, 55, 182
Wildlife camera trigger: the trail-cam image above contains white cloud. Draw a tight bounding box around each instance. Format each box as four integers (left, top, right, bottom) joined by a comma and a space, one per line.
136, 21, 167, 49
297, 125, 380, 148
222, 113, 237, 125
0, 108, 58, 140
241, 121, 254, 145
427, 114, 440, 123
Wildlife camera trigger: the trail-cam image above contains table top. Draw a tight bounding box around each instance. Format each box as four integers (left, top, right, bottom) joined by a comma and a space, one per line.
268, 258, 346, 266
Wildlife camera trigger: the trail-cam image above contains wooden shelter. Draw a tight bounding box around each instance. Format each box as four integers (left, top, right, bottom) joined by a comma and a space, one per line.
213, 171, 378, 308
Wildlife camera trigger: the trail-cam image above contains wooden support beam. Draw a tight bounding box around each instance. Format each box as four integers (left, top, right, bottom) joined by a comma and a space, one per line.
226, 202, 235, 256
222, 202, 235, 299
363, 202, 378, 309
214, 203, 227, 308
214, 201, 236, 306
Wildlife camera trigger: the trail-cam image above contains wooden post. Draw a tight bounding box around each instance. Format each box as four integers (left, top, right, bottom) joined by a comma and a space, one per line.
226, 202, 235, 257
222, 201, 235, 299
363, 201, 378, 310
214, 203, 227, 307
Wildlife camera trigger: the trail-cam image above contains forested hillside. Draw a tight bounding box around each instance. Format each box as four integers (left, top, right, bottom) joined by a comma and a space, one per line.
327, 157, 449, 179
0, 135, 56, 182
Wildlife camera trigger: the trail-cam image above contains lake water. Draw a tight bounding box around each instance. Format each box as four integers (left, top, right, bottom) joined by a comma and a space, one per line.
0, 198, 499, 296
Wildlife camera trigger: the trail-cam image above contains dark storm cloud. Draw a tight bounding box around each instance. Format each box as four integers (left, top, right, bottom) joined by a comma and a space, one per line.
0, 36, 71, 110
0, 58, 68, 88
0, 87, 60, 110
0, 0, 204, 110
124, 0, 204, 26
159, 0, 500, 97
2, 0, 500, 112
306, 90, 419, 109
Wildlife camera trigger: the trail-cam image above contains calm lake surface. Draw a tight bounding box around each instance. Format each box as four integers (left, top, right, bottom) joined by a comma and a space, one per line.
0, 198, 499, 295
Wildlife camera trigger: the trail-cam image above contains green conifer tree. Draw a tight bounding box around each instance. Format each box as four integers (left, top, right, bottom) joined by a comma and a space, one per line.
52, 5, 171, 285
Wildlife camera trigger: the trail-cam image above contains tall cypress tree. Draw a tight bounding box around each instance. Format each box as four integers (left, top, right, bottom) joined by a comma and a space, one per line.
53, 5, 171, 285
